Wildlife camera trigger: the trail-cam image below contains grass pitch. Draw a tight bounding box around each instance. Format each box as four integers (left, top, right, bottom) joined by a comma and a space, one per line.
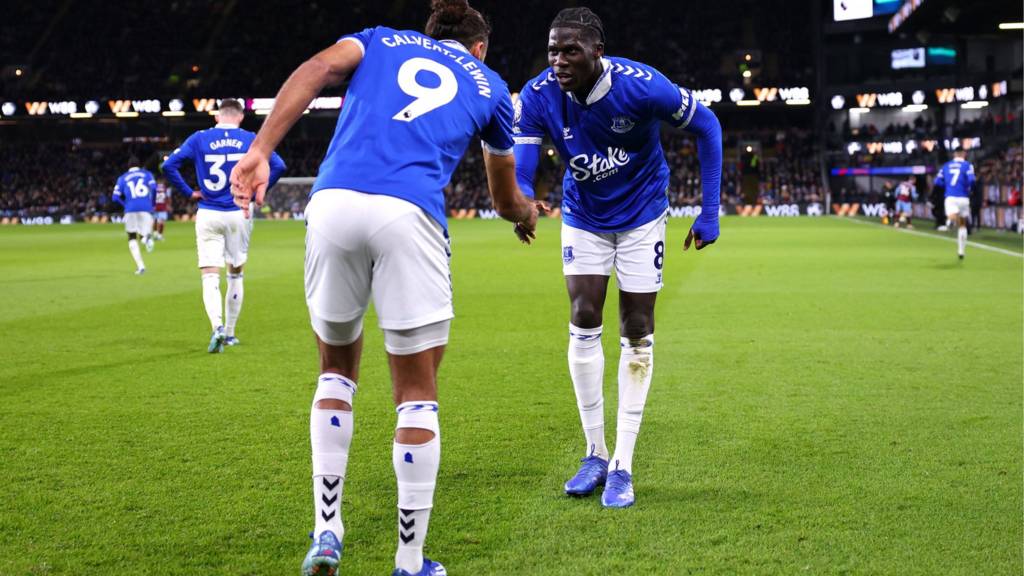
0, 217, 1021, 575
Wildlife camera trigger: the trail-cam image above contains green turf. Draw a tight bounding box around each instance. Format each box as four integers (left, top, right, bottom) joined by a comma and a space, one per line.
0, 217, 1020, 575
852, 216, 1024, 254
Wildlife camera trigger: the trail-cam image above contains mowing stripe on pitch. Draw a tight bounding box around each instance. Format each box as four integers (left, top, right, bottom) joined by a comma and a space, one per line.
838, 217, 1023, 259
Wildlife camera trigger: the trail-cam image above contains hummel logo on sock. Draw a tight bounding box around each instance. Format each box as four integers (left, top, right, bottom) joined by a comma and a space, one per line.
399, 508, 416, 544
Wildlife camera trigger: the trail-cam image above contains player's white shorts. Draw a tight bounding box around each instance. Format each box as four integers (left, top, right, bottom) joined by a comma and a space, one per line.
305, 189, 453, 333
561, 211, 668, 293
154, 210, 169, 222
123, 211, 154, 236
195, 208, 251, 269
944, 196, 970, 219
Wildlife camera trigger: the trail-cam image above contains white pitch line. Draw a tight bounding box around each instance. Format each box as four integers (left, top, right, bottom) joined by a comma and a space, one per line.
838, 217, 1024, 259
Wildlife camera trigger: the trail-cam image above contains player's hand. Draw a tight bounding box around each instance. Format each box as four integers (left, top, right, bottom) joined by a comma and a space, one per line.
684, 212, 720, 251
191, 190, 202, 200
230, 150, 271, 218
513, 201, 550, 245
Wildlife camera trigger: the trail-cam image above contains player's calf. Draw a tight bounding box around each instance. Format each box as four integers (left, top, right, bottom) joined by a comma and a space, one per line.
126, 232, 146, 274
303, 373, 356, 575
393, 401, 441, 575
603, 334, 655, 508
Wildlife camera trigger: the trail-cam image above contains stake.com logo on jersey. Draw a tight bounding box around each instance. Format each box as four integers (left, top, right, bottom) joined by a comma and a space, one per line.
568, 147, 631, 182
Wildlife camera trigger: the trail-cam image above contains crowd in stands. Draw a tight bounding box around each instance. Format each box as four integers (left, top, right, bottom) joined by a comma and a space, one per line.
0, 142, 160, 219
1, 0, 823, 219
832, 108, 1022, 142
1, 126, 829, 220
5, 133, 1019, 225
979, 145, 1023, 207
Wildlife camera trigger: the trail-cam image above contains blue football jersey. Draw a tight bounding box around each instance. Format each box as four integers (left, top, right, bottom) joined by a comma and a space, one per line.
162, 124, 287, 211
113, 167, 157, 213
934, 158, 975, 199
514, 57, 698, 233
311, 26, 516, 228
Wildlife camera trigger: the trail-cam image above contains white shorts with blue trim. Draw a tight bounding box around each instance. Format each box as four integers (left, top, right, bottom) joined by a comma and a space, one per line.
561, 211, 668, 293
304, 189, 454, 333
123, 211, 154, 236
195, 208, 251, 268
944, 196, 970, 219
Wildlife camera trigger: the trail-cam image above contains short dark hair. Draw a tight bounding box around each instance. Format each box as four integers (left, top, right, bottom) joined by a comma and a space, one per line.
218, 99, 244, 114
425, 0, 491, 48
550, 7, 605, 44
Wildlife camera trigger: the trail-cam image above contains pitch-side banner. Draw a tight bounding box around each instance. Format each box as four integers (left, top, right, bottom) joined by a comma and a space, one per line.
4, 202, 967, 225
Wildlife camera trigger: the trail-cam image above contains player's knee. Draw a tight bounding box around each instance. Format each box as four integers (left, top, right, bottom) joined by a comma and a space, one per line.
571, 300, 603, 328
620, 312, 653, 341
313, 373, 356, 412
395, 401, 439, 444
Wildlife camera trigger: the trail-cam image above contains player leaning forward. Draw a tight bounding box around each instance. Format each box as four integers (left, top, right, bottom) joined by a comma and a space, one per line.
230, 1, 542, 574
514, 7, 722, 508
161, 99, 287, 352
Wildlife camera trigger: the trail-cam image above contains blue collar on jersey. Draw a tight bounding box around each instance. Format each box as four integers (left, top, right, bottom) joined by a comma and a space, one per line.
439, 39, 470, 54
566, 57, 613, 106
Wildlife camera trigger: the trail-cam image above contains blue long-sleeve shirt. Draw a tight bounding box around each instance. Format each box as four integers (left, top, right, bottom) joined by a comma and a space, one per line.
512, 57, 721, 234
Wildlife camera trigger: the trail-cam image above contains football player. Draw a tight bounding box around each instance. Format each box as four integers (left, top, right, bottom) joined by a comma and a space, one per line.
162, 99, 287, 352
229, 1, 542, 574
514, 7, 722, 508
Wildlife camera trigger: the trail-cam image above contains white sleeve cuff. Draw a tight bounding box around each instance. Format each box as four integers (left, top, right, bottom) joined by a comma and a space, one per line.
338, 37, 365, 56
481, 141, 514, 156
678, 90, 697, 130
513, 136, 543, 145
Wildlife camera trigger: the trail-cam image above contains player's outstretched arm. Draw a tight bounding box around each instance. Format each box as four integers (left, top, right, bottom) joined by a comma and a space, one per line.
682, 101, 722, 251
231, 40, 363, 214
483, 149, 548, 244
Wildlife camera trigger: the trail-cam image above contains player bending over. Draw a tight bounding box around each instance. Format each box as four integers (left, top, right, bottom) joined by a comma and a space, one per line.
161, 99, 287, 352
514, 7, 722, 508
229, 1, 542, 574
894, 177, 917, 228
934, 149, 975, 259
112, 162, 157, 274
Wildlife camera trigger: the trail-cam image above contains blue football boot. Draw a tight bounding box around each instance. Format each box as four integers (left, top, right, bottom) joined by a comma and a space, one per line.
564, 455, 608, 496
601, 469, 635, 508
207, 326, 226, 354
224, 336, 240, 347
391, 557, 447, 576
302, 530, 342, 576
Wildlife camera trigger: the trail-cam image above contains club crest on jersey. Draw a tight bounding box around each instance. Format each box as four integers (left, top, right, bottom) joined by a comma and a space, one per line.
513, 99, 523, 125
568, 147, 631, 182
610, 116, 635, 134
563, 246, 575, 264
